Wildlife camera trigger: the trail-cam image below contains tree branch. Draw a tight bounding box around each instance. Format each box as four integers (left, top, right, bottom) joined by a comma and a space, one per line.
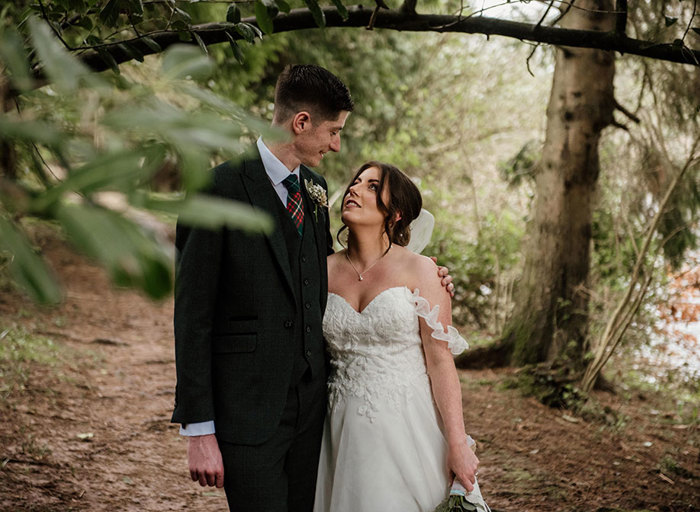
71, 6, 700, 73
614, 0, 627, 36
614, 99, 640, 123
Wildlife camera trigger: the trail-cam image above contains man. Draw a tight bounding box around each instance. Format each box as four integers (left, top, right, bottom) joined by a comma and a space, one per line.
172, 65, 451, 511
173, 65, 352, 512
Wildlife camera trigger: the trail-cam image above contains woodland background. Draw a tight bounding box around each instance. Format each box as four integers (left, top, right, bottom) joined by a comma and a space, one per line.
0, 1, 698, 510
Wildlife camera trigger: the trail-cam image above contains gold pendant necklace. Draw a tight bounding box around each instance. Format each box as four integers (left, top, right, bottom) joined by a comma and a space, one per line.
345, 246, 391, 281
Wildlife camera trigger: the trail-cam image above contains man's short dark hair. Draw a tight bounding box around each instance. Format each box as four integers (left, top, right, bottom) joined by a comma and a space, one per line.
274, 64, 354, 123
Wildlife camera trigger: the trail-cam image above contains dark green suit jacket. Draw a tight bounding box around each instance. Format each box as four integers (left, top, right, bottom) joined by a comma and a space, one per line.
171, 153, 332, 445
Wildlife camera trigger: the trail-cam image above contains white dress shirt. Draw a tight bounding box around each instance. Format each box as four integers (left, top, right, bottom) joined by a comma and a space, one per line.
180, 138, 299, 437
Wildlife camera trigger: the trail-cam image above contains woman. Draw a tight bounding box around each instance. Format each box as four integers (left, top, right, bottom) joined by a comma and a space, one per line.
314, 162, 489, 511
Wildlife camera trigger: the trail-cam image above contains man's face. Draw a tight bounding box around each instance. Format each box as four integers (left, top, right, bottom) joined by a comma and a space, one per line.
293, 110, 350, 167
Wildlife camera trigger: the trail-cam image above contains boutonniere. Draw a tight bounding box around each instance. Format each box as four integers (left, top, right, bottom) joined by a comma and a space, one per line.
304, 178, 328, 221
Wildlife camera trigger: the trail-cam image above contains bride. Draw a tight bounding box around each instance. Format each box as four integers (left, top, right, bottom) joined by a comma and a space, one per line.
314, 161, 489, 511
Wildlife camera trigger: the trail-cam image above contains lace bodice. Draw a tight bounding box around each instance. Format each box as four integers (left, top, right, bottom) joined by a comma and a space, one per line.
323, 286, 468, 422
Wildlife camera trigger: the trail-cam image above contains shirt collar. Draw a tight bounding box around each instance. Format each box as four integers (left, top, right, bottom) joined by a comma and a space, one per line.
257, 137, 301, 186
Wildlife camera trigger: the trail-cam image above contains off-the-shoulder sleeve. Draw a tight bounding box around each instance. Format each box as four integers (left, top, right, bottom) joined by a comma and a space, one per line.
411, 288, 469, 355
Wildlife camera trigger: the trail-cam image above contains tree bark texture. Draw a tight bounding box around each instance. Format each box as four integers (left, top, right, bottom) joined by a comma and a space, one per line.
0, 69, 17, 181
503, 0, 616, 369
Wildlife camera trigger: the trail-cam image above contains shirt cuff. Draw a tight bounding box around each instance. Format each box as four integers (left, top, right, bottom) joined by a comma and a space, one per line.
180, 420, 216, 436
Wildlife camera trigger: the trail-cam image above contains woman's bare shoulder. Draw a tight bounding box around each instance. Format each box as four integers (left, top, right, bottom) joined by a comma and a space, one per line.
327, 250, 345, 270
396, 248, 436, 272
392, 247, 439, 287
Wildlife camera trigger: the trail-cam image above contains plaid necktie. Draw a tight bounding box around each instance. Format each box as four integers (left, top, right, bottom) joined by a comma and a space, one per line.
282, 174, 304, 236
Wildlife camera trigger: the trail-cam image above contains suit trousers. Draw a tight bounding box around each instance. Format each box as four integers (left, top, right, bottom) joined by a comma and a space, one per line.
218, 370, 327, 512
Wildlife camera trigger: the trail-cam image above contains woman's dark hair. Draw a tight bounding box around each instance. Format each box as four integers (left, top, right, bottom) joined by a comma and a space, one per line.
337, 161, 422, 248
274, 64, 354, 122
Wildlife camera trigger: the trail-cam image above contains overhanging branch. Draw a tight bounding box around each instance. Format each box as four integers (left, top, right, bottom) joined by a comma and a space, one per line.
77, 6, 700, 72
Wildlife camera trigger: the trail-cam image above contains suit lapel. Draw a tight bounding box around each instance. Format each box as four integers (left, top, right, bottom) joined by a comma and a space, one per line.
300, 167, 329, 313
240, 158, 296, 299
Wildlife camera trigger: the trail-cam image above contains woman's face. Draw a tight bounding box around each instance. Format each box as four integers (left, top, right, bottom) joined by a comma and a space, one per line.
341, 166, 391, 230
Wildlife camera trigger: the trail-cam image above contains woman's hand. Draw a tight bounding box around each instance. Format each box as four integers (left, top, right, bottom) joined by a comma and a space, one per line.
447, 437, 479, 492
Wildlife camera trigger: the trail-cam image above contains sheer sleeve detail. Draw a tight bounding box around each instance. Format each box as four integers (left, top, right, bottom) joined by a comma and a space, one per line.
411, 288, 468, 355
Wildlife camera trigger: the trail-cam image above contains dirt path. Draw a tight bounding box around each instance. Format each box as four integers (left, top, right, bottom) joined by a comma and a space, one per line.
0, 227, 698, 511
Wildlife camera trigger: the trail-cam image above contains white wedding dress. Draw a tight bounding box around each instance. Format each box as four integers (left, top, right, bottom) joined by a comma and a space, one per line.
313, 286, 488, 512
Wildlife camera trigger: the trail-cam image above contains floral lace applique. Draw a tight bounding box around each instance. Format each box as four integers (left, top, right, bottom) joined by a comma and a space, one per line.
323, 287, 468, 422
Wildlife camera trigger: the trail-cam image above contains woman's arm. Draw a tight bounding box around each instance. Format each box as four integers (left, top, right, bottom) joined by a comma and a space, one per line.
413, 256, 479, 491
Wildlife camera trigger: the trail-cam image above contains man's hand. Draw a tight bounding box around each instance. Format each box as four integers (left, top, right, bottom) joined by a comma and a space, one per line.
430, 257, 455, 297
188, 434, 224, 488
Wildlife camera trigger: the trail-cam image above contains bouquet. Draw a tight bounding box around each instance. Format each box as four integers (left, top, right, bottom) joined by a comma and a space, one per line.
433, 479, 491, 512
434, 436, 491, 512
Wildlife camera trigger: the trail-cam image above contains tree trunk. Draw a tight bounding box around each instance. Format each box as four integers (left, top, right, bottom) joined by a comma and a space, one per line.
501, 1, 616, 372
0, 68, 18, 181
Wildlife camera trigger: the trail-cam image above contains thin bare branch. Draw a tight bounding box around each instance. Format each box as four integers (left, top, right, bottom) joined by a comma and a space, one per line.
535, 1, 557, 29
38, 0, 74, 51
681, 0, 698, 43
614, 99, 641, 124
581, 146, 700, 392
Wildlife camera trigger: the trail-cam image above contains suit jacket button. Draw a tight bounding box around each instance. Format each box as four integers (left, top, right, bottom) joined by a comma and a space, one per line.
284, 320, 293, 329
305, 325, 311, 333
305, 302, 311, 309
304, 278, 310, 286
305, 349, 312, 357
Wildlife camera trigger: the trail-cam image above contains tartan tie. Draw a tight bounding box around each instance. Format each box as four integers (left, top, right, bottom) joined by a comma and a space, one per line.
282, 174, 304, 236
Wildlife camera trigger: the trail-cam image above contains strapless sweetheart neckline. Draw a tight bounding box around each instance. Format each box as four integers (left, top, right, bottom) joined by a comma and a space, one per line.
327, 285, 409, 315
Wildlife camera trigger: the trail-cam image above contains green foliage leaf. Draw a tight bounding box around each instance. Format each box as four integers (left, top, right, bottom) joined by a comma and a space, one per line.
128, 0, 144, 17
174, 83, 273, 134
121, 42, 144, 62
226, 32, 245, 64
329, 0, 349, 21
0, 217, 62, 304
161, 44, 214, 80
28, 16, 93, 92
235, 23, 256, 44
140, 194, 273, 234
664, 16, 678, 27
35, 151, 156, 211
99, 0, 122, 27
0, 29, 34, 91
0, 118, 65, 147
140, 35, 162, 53
97, 47, 120, 74
226, 3, 241, 23
191, 31, 208, 55
77, 15, 93, 30
254, 0, 275, 35
172, 7, 192, 29
303, 0, 326, 28
692, 27, 700, 37
55, 203, 172, 299
274, 0, 291, 14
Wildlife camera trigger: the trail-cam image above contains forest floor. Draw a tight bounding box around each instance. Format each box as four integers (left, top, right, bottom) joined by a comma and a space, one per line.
0, 224, 698, 512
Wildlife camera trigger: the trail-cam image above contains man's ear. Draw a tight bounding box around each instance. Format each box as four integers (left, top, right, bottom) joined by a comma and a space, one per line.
292, 111, 312, 134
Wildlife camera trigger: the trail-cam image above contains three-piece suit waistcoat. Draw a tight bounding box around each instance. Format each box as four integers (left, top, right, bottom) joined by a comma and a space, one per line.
275, 192, 326, 385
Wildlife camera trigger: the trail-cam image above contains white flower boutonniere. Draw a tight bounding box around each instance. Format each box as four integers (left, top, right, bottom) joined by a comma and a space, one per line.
304, 178, 328, 222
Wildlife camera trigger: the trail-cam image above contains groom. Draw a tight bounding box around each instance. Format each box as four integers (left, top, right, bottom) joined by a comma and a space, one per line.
172, 64, 354, 512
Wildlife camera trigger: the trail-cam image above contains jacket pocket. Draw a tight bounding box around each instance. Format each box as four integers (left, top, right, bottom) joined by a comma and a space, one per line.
212, 333, 257, 353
